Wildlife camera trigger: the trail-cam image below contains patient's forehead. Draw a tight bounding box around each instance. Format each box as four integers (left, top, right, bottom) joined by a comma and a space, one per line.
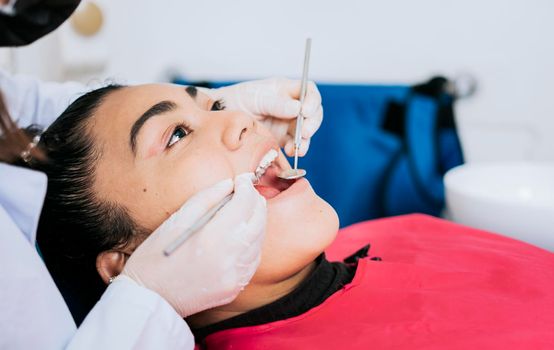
96, 84, 186, 121
89, 84, 189, 141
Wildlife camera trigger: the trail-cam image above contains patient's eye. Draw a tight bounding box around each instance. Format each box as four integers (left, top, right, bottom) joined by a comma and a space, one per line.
167, 125, 191, 147
211, 99, 226, 111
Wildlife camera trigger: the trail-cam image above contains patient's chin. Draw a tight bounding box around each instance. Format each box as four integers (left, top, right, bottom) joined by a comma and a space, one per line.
254, 190, 339, 285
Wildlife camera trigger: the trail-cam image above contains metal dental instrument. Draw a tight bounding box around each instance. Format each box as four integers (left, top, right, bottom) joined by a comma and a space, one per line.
278, 38, 311, 180
164, 193, 233, 256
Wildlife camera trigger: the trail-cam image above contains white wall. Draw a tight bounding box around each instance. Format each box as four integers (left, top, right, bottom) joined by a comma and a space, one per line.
6, 0, 554, 162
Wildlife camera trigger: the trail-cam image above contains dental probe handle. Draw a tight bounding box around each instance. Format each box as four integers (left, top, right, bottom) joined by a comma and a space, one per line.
164, 193, 233, 256
293, 38, 311, 170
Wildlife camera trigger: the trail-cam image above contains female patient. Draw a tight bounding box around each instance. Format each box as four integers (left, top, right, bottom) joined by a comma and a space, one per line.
18, 83, 554, 349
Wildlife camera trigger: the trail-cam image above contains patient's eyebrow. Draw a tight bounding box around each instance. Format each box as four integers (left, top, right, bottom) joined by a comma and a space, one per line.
130, 100, 177, 154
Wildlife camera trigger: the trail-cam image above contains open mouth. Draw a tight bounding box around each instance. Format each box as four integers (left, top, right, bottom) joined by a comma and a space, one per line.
254, 149, 296, 200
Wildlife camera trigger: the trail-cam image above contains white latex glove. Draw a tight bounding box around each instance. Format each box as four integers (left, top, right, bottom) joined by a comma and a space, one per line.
121, 173, 267, 317
207, 77, 323, 157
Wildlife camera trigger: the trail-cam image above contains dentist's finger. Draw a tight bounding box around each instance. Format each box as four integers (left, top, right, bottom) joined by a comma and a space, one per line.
301, 105, 323, 139
297, 138, 310, 157
284, 137, 311, 157
233, 190, 267, 246
237, 229, 265, 271
235, 200, 266, 286
210, 173, 261, 228
234, 172, 259, 193
283, 137, 294, 157
156, 178, 233, 235
300, 81, 322, 116
227, 218, 264, 269
256, 95, 301, 119
286, 79, 319, 100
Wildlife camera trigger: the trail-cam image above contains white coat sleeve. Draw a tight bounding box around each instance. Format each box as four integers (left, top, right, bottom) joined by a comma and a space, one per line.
0, 165, 195, 350
67, 276, 195, 350
0, 69, 88, 129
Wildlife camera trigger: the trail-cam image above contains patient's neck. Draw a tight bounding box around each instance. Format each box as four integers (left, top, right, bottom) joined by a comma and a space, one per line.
187, 261, 316, 328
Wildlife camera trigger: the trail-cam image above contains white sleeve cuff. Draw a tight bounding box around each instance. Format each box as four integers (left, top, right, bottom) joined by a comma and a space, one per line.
67, 276, 195, 350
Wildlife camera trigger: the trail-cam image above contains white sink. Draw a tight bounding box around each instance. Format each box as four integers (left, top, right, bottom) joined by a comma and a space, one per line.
444, 162, 554, 251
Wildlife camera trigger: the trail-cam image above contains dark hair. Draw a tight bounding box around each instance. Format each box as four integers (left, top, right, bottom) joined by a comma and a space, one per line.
17, 84, 149, 325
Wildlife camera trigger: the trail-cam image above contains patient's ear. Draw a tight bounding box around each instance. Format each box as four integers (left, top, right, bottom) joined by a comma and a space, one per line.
96, 250, 128, 284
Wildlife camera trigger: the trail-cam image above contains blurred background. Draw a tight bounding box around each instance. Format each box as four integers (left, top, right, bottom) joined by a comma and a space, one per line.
1, 0, 553, 163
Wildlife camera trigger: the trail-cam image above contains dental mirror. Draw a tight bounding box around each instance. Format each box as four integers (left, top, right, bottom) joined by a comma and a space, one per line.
278, 38, 311, 181
278, 168, 307, 180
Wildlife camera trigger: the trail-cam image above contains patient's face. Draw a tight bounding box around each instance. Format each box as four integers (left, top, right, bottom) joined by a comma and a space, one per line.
90, 84, 338, 284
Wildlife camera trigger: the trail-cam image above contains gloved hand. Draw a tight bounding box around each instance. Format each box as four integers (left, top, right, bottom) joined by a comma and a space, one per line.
207, 77, 323, 157
121, 173, 267, 317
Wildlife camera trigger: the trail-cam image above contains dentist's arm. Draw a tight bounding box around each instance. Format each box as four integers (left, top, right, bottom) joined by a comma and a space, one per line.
0, 69, 87, 129
67, 174, 267, 349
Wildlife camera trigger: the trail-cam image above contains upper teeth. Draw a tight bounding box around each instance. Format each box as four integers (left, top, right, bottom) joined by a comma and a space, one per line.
255, 149, 278, 179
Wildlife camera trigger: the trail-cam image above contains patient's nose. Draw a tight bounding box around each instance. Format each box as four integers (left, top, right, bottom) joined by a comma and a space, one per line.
220, 111, 256, 151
